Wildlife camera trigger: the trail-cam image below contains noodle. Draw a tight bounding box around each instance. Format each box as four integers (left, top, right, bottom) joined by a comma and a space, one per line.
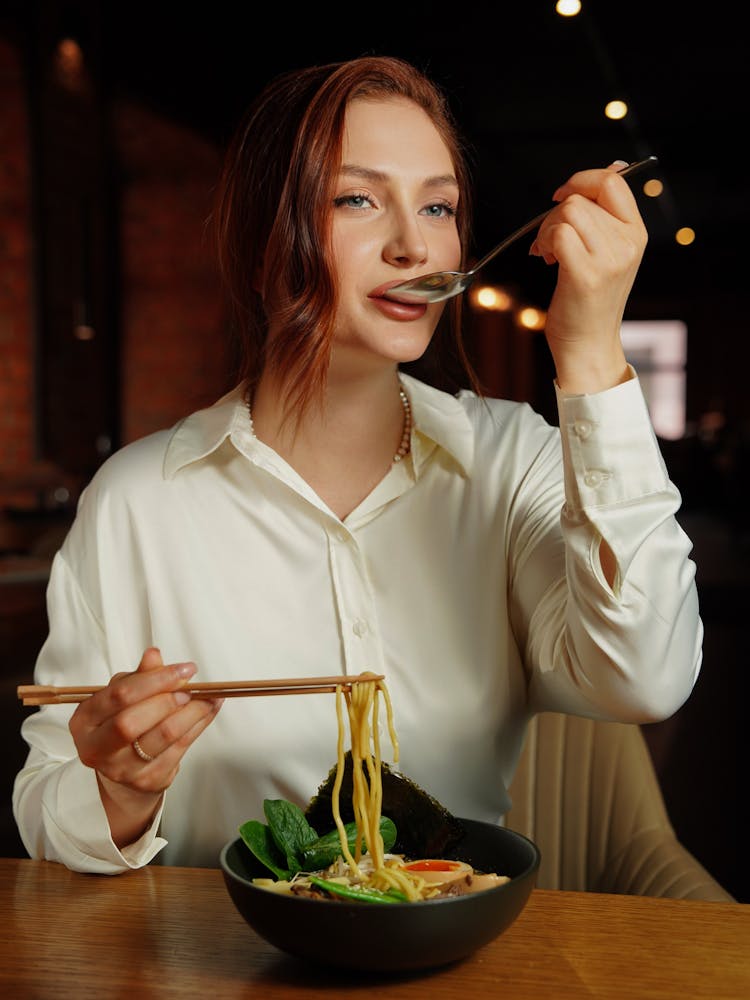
330, 673, 434, 901
248, 672, 506, 902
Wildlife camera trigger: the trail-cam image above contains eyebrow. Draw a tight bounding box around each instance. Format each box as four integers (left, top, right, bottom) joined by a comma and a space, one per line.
340, 163, 459, 189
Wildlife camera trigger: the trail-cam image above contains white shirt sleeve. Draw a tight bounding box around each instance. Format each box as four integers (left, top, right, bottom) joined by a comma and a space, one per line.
12, 552, 168, 874
518, 372, 702, 720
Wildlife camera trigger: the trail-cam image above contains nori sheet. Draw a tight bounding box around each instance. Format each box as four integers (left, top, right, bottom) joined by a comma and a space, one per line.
305, 751, 465, 857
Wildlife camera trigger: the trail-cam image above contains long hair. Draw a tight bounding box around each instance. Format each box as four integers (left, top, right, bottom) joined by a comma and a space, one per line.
213, 55, 479, 418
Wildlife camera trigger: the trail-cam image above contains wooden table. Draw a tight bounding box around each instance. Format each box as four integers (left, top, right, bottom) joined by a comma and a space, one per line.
1, 857, 747, 999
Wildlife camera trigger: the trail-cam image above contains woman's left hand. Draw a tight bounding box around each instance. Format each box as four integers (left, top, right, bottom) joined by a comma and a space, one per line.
530, 161, 648, 395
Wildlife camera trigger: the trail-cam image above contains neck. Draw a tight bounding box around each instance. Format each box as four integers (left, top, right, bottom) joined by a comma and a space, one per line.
248, 370, 412, 520
250, 370, 411, 469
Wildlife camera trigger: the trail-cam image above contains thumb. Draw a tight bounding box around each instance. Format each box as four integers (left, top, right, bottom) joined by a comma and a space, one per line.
138, 646, 165, 673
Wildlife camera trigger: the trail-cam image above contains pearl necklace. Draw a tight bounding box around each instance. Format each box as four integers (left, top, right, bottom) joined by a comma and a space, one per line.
246, 384, 412, 464
393, 385, 412, 463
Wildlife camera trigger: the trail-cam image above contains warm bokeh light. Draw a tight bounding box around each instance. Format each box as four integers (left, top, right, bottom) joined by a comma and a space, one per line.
471, 285, 514, 311
643, 178, 663, 197
555, 0, 582, 15
675, 227, 696, 246
517, 307, 546, 331
604, 100, 628, 120
54, 38, 86, 91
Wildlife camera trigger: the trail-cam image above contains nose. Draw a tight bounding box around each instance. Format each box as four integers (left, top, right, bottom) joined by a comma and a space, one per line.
382, 208, 428, 269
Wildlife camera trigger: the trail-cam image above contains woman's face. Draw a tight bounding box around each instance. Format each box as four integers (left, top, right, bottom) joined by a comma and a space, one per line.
329, 96, 461, 373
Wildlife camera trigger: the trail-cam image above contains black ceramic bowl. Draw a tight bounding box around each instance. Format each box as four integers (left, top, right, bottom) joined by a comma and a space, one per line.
220, 818, 540, 973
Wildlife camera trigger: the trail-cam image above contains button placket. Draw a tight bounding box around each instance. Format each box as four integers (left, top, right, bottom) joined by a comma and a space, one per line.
327, 527, 383, 674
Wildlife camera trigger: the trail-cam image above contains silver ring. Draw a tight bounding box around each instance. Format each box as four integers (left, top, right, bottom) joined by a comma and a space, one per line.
132, 737, 154, 762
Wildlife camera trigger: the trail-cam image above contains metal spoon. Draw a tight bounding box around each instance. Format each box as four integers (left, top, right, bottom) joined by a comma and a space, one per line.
383, 155, 658, 304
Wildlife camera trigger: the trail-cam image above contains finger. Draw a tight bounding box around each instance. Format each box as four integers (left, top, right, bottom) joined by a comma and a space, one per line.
69, 661, 198, 756
542, 196, 620, 261
139, 697, 224, 763
139, 646, 165, 673
117, 698, 224, 786
551, 164, 641, 224
98, 661, 197, 718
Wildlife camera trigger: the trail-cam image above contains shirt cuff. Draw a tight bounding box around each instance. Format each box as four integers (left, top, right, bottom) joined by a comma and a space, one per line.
47, 760, 167, 873
555, 367, 670, 511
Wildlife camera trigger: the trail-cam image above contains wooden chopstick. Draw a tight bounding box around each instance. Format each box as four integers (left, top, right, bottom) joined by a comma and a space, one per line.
17, 672, 385, 706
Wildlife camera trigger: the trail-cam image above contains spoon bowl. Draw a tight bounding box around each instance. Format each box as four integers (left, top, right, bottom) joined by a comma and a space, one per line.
384, 156, 658, 305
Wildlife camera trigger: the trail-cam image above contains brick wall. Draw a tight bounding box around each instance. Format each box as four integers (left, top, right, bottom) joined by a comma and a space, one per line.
0, 36, 228, 506
116, 103, 227, 444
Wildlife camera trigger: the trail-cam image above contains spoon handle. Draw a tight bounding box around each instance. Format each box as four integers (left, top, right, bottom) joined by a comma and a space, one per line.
469, 155, 658, 275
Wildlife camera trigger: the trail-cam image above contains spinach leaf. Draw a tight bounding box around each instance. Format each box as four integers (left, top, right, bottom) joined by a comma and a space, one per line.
239, 799, 400, 880
263, 799, 319, 875
238, 819, 292, 880
301, 815, 397, 871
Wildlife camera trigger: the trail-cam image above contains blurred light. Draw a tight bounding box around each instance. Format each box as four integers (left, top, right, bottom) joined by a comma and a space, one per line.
675, 227, 696, 246
517, 307, 546, 331
643, 178, 663, 197
74, 324, 95, 340
471, 285, 514, 311
604, 100, 628, 120
54, 38, 86, 91
556, 0, 582, 15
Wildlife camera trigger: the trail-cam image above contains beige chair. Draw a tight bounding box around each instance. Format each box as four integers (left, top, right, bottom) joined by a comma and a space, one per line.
506, 712, 734, 901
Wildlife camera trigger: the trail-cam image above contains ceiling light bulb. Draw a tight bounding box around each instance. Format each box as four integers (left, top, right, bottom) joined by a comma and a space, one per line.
643, 179, 663, 197
675, 227, 696, 246
605, 100, 628, 120
555, 0, 582, 16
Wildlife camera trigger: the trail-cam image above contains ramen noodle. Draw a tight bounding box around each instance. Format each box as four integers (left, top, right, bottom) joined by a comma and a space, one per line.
329, 673, 437, 901
249, 673, 509, 901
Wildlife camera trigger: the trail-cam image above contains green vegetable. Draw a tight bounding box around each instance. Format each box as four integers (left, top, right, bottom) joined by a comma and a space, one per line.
301, 816, 397, 870
238, 819, 292, 880
239, 798, 398, 879
308, 876, 408, 904
263, 799, 318, 874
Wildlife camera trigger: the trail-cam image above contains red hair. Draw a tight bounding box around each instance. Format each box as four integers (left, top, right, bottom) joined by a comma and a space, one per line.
213, 55, 479, 418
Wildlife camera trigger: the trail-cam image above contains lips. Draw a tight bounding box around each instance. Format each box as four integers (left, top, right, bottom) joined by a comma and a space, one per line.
369, 295, 427, 321
368, 280, 429, 318
368, 280, 421, 303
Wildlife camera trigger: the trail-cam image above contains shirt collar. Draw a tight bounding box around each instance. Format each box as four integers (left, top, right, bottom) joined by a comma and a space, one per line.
398, 372, 474, 477
163, 375, 474, 480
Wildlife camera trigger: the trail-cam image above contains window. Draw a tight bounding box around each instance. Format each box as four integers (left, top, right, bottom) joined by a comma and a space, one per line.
620, 320, 687, 440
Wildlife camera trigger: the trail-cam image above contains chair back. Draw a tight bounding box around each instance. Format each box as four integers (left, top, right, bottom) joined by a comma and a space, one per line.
506, 712, 733, 900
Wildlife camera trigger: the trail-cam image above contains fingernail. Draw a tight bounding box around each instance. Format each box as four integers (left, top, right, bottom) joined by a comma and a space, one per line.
176, 662, 197, 679
611, 159, 629, 169
173, 690, 192, 705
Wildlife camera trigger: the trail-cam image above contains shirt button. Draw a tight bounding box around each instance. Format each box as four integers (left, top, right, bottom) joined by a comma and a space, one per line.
335, 528, 349, 543
583, 469, 607, 488
573, 419, 593, 439
352, 619, 368, 637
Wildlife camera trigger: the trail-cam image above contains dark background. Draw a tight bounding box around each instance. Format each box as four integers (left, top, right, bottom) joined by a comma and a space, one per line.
1, 1, 746, 900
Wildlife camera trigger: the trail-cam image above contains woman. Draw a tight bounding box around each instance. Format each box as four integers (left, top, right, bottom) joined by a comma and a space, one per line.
13, 56, 701, 873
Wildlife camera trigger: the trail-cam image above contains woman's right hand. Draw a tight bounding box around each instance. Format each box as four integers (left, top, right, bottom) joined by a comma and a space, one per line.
68, 647, 223, 847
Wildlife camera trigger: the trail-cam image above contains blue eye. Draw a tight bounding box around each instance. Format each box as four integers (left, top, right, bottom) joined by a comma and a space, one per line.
334, 193, 374, 210
421, 202, 456, 219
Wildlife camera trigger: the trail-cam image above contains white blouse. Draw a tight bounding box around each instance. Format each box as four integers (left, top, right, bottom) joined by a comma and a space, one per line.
13, 371, 702, 873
